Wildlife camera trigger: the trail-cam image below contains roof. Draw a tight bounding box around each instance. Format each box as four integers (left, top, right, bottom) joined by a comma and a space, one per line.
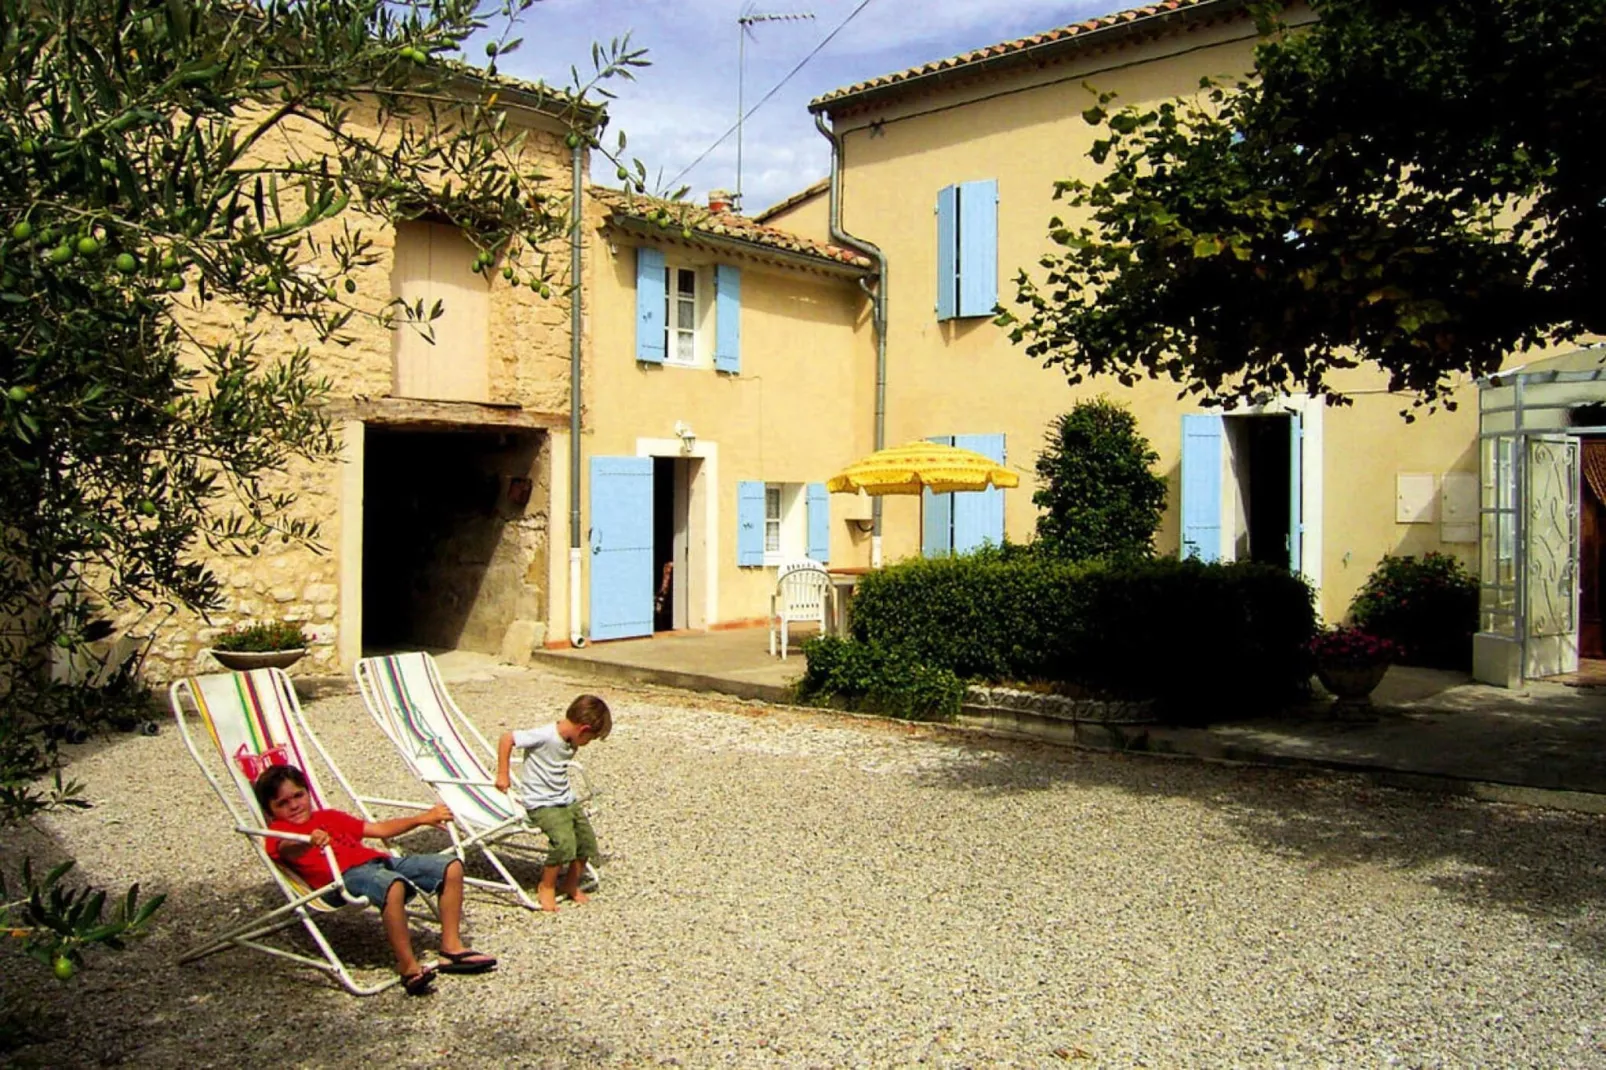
753, 178, 830, 224
441, 60, 606, 127
810, 0, 1237, 115
593, 188, 873, 272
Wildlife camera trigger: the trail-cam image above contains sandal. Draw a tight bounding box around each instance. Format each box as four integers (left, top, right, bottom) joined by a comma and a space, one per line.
437, 949, 498, 974
401, 966, 437, 996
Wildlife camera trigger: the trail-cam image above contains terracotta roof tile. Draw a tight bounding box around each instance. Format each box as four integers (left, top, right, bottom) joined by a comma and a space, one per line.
593, 188, 873, 271
810, 0, 1227, 112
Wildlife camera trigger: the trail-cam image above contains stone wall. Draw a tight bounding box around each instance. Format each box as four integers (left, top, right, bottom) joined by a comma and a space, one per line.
133, 95, 580, 681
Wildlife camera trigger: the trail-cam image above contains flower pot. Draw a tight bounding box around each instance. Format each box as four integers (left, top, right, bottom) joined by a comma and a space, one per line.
1315, 659, 1389, 707
207, 647, 307, 671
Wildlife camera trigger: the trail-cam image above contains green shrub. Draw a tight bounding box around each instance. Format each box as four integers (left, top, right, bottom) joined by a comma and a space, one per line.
1033, 398, 1168, 562
212, 620, 309, 652
845, 551, 1316, 723
795, 636, 966, 722
1350, 552, 1477, 669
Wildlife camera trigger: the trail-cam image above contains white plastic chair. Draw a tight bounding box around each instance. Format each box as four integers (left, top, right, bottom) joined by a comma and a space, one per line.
769, 560, 831, 659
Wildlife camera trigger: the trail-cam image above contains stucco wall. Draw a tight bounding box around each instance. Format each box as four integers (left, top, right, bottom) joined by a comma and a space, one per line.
825, 9, 1490, 622
576, 224, 873, 630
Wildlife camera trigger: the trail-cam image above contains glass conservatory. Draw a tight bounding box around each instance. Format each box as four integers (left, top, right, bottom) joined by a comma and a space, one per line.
1475, 345, 1606, 686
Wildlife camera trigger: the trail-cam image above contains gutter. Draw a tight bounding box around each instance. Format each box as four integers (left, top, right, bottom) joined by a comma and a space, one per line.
568, 138, 586, 646
814, 112, 887, 568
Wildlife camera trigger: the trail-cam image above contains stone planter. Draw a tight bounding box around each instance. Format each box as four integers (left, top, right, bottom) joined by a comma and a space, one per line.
207, 647, 307, 672
1314, 659, 1389, 709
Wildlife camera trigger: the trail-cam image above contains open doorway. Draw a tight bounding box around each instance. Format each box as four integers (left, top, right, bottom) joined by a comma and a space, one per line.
652, 456, 694, 632
362, 426, 543, 654
1224, 414, 1294, 569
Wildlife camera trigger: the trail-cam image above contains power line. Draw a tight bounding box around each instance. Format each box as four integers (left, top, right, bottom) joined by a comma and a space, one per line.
667, 0, 879, 192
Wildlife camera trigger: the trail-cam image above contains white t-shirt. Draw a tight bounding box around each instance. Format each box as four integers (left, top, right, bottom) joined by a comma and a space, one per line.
510, 723, 575, 809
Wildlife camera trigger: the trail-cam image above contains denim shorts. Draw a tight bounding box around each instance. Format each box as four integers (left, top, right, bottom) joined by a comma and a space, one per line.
326, 853, 453, 908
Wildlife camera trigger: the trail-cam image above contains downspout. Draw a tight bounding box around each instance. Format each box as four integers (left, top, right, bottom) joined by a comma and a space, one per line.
814, 111, 887, 568
568, 137, 587, 646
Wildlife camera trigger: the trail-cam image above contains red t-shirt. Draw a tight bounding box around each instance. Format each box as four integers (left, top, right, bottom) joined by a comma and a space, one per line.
266, 809, 386, 888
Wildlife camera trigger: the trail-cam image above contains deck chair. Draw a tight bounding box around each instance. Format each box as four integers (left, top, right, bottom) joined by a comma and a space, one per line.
171, 668, 439, 996
770, 560, 831, 659
354, 652, 599, 911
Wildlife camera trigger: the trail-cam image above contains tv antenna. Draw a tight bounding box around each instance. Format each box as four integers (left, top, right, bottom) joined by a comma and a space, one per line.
736, 9, 814, 213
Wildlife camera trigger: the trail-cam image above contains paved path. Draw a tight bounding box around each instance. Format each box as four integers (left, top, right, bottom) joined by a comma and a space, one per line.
534, 631, 1606, 809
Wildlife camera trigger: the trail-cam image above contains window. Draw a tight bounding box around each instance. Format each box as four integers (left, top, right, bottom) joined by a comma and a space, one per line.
665, 266, 698, 365
936, 179, 998, 320
764, 485, 783, 553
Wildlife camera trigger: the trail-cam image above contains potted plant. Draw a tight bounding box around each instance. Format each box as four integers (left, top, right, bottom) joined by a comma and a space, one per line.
207, 621, 310, 671
1307, 626, 1401, 711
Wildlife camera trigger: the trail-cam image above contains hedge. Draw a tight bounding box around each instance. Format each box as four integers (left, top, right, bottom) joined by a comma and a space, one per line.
834, 549, 1317, 722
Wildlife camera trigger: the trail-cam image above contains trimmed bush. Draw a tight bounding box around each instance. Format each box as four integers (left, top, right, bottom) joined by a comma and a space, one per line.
1349, 552, 1477, 669
842, 549, 1316, 723
1033, 398, 1168, 562
795, 636, 966, 721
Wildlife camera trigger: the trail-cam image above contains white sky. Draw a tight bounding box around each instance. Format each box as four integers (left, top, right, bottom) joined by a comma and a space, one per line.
467, 0, 1126, 215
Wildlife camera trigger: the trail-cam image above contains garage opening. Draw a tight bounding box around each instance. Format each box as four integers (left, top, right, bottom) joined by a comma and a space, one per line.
362, 426, 546, 654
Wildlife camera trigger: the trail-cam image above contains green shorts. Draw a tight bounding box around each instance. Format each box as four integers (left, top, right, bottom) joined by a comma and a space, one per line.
529, 802, 597, 867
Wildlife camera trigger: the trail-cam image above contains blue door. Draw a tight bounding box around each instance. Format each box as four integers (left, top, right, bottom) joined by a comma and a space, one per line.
1180, 414, 1223, 562
588, 456, 654, 641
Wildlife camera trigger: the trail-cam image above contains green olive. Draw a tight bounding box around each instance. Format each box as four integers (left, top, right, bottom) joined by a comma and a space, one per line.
165, 274, 184, 292
114, 252, 138, 273
11, 221, 32, 241
53, 956, 75, 981
76, 237, 99, 256
49, 244, 73, 264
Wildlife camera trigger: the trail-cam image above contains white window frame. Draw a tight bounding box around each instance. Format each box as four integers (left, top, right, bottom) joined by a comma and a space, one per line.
664, 265, 700, 367
762, 483, 804, 566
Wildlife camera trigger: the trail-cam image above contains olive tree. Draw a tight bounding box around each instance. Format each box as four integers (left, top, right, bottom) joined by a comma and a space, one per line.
0, 0, 648, 992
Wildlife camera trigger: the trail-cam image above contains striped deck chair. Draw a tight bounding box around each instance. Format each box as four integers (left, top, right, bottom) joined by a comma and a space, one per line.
354, 652, 598, 911
171, 668, 438, 996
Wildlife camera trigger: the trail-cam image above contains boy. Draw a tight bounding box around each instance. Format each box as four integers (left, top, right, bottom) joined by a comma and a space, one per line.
494, 693, 612, 912
254, 764, 497, 995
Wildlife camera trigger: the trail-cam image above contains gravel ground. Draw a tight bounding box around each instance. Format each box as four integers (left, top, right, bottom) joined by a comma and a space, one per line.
4, 666, 1606, 1068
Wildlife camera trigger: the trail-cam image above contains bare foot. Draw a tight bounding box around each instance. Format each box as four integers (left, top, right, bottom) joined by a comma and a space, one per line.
537, 884, 558, 913
562, 886, 591, 905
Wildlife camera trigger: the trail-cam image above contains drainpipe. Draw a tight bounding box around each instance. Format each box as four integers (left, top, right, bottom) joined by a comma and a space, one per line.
568, 137, 587, 646
813, 112, 887, 568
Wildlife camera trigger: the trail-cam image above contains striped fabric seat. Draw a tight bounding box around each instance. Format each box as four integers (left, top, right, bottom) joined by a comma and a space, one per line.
172, 668, 437, 996
356, 652, 597, 910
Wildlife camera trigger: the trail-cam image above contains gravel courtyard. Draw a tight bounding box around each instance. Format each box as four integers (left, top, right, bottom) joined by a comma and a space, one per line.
5, 667, 1606, 1068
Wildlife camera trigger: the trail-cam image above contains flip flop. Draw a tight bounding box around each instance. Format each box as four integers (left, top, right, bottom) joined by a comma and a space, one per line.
437, 949, 498, 974
402, 966, 437, 996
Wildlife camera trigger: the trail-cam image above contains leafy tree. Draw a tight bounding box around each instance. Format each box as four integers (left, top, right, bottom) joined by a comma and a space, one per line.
0, 0, 647, 995
1032, 398, 1166, 562
1001, 0, 1606, 414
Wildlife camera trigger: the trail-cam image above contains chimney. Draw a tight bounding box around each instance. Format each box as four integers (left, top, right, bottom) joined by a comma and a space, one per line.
707, 189, 734, 214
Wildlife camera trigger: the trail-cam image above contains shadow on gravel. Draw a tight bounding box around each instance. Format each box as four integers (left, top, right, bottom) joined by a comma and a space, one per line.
911, 733, 1606, 962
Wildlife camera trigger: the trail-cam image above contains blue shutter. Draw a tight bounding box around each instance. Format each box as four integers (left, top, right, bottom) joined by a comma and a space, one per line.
635, 246, 666, 364
922, 435, 954, 556
935, 185, 958, 320
714, 265, 741, 374
588, 456, 654, 640
957, 179, 998, 318
1288, 411, 1304, 575
806, 483, 830, 564
737, 481, 765, 566
952, 433, 1005, 553
1180, 414, 1223, 562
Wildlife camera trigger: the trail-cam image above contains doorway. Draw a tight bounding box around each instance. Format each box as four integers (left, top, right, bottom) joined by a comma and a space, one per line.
362, 426, 543, 654
1224, 414, 1295, 569
652, 457, 693, 632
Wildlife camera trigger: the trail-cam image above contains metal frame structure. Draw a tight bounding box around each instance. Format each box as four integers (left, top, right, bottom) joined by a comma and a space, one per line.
1476, 346, 1606, 682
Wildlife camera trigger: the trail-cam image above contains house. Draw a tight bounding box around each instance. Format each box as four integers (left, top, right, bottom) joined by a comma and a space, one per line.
782, 0, 1497, 650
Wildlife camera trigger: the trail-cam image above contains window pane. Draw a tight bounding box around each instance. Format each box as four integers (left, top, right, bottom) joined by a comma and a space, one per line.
676, 297, 696, 330
765, 487, 781, 520
765, 522, 780, 553
678, 269, 696, 296
675, 330, 694, 363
